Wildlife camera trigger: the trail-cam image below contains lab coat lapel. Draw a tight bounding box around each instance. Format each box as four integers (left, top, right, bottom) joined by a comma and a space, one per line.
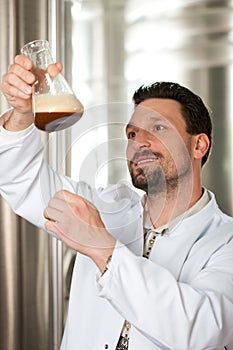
107, 202, 144, 256
149, 224, 209, 280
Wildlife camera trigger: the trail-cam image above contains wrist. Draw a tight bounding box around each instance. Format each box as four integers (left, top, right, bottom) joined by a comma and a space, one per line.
4, 109, 34, 131
92, 244, 115, 274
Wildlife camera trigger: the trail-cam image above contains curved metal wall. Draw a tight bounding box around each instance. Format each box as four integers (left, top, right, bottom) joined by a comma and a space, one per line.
0, 1, 54, 349
0, 1, 75, 348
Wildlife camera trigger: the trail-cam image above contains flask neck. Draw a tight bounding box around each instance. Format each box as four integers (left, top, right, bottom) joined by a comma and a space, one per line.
21, 40, 54, 70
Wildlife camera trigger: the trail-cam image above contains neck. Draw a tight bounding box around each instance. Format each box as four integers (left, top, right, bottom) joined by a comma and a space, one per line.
146, 176, 203, 228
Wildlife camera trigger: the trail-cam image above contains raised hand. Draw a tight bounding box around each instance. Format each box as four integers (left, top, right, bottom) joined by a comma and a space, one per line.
1, 55, 35, 114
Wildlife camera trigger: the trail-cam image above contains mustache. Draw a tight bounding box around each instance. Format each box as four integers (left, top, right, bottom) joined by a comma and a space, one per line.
130, 149, 163, 163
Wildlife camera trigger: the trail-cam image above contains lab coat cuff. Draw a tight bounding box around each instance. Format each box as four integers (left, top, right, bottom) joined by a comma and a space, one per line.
96, 240, 129, 294
0, 109, 35, 143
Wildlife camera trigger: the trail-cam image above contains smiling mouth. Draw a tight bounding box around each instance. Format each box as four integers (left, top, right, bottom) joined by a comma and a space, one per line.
135, 156, 159, 166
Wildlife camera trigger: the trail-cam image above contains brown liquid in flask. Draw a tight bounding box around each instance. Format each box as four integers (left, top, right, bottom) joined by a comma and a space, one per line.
33, 94, 84, 132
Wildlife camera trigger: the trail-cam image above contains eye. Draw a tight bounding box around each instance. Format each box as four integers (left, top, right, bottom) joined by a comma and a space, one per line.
127, 130, 137, 139
152, 124, 166, 132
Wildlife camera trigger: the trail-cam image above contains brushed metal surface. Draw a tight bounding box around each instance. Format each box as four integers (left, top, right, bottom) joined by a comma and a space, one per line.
0, 0, 55, 349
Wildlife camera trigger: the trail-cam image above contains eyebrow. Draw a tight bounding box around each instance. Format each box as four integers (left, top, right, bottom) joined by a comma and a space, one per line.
126, 115, 169, 130
125, 123, 137, 131
148, 115, 168, 123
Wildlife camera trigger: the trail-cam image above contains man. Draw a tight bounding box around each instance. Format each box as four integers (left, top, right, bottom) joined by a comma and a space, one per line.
0, 54, 233, 349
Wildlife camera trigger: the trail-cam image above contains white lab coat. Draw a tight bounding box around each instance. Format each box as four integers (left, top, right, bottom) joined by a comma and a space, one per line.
0, 125, 233, 350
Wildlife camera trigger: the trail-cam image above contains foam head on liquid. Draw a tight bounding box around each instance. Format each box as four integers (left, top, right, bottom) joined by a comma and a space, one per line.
33, 93, 83, 113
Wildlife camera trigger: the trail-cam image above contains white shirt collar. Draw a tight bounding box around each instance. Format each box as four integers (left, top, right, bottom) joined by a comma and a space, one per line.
143, 188, 210, 233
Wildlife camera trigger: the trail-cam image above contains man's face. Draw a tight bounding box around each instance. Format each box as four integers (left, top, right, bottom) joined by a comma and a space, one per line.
126, 98, 194, 195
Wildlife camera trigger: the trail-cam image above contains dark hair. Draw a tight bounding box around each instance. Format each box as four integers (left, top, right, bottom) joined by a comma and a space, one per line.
133, 82, 212, 166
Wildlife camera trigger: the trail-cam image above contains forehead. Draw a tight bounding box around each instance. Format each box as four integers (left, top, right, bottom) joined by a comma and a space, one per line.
128, 98, 186, 131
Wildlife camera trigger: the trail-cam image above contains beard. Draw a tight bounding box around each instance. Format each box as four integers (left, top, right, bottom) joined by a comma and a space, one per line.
128, 150, 191, 196
129, 161, 167, 195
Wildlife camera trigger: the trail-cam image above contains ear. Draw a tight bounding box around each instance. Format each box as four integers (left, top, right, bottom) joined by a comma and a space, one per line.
193, 133, 210, 161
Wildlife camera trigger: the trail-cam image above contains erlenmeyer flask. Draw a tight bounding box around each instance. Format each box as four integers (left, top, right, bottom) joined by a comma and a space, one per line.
21, 39, 84, 132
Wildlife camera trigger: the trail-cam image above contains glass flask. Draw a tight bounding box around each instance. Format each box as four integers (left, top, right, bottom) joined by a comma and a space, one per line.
21, 39, 84, 132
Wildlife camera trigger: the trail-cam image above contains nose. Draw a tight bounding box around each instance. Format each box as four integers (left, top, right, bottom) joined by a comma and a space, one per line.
132, 130, 151, 150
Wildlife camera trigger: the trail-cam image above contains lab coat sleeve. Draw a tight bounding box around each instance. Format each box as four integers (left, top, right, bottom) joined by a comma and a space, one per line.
0, 124, 94, 231
97, 239, 233, 349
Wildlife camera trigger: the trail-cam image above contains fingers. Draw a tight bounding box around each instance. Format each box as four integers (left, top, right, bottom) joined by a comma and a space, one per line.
47, 191, 78, 210
53, 190, 86, 211
47, 62, 63, 78
56, 189, 95, 209
44, 191, 82, 221
55, 62, 63, 72
44, 219, 62, 236
44, 190, 95, 231
44, 206, 62, 222
10, 66, 35, 86
55, 189, 78, 201
10, 55, 35, 84
1, 54, 35, 102
44, 190, 101, 230
1, 74, 32, 99
14, 54, 33, 70
44, 196, 67, 221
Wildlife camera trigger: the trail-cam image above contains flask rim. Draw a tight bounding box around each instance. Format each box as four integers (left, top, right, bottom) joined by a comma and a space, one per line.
21, 39, 50, 56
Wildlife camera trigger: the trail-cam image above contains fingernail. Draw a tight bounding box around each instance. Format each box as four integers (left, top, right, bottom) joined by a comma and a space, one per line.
24, 60, 32, 70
